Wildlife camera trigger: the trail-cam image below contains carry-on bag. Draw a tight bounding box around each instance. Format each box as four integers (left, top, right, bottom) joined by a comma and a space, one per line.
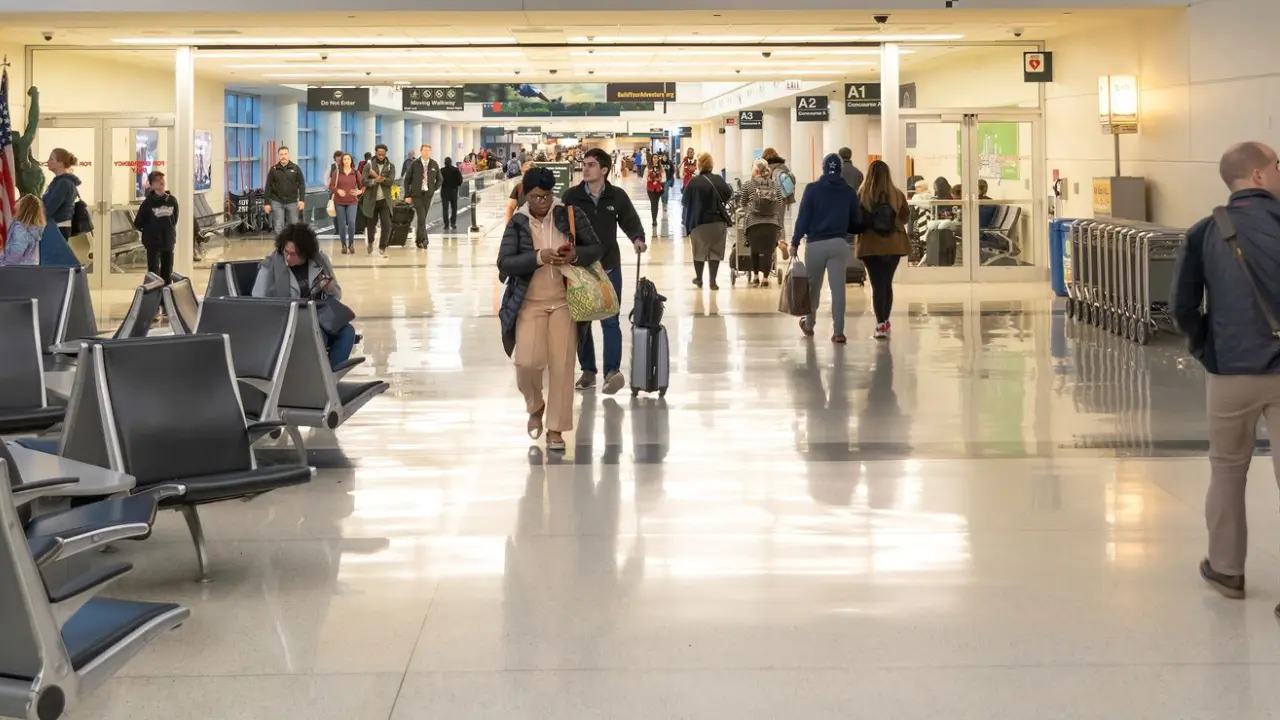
630, 253, 669, 398
387, 201, 414, 247
563, 206, 621, 322
778, 259, 812, 316
846, 243, 867, 285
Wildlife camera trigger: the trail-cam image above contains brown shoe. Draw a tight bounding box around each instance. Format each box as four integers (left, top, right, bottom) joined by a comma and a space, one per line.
1201, 558, 1245, 599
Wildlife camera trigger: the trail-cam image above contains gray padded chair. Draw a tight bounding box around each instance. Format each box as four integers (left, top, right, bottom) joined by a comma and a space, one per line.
277, 301, 388, 431
204, 259, 261, 299
194, 297, 306, 462
59, 335, 313, 581
0, 299, 65, 435
161, 274, 200, 335
0, 266, 98, 363
111, 274, 165, 340
0, 460, 189, 720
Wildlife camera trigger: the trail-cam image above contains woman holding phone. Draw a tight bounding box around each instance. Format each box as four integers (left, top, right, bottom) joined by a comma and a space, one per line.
251, 223, 357, 369
497, 167, 603, 452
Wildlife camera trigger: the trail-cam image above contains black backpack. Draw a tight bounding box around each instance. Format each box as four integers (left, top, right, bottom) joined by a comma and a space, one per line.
631, 276, 666, 329
869, 193, 896, 237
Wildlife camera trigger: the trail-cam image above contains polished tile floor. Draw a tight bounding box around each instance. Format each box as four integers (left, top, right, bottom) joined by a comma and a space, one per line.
67, 176, 1280, 719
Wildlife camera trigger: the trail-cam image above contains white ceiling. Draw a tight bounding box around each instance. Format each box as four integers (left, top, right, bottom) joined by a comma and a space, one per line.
2, 9, 1172, 85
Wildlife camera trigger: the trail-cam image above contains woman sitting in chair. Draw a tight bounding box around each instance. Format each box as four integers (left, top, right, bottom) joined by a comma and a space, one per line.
251, 223, 356, 370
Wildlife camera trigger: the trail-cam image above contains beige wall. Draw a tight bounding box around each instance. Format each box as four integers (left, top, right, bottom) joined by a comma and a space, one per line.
6, 47, 225, 208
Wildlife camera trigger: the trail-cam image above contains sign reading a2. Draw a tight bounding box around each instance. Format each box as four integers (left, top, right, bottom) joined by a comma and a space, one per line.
797, 97, 821, 109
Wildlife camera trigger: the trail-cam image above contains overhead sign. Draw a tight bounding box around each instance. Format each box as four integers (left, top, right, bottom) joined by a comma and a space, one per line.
1023, 52, 1054, 83
307, 87, 369, 112
738, 110, 763, 130
723, 116, 737, 127
607, 82, 677, 102
516, 125, 542, 134
649, 127, 667, 133
402, 86, 464, 111
678, 126, 693, 138
535, 162, 574, 197
845, 83, 881, 115
795, 95, 829, 122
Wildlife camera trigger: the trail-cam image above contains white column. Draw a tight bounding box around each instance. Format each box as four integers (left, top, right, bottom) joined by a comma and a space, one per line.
740, 127, 762, 177
275, 99, 300, 158
710, 125, 725, 171
881, 43, 903, 181
722, 123, 739, 178
426, 122, 442, 157
790, 109, 823, 184
764, 108, 791, 160
472, 127, 482, 154
174, 47, 195, 277
410, 121, 424, 156
388, 118, 406, 170
324, 114, 341, 163
823, 113, 871, 174
360, 114, 377, 156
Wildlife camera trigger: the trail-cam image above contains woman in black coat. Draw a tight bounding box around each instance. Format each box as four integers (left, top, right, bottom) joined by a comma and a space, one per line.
497, 168, 604, 452
680, 152, 734, 289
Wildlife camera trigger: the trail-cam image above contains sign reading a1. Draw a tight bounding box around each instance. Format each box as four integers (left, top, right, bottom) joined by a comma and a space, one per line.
795, 95, 829, 122
844, 83, 882, 115
738, 110, 763, 130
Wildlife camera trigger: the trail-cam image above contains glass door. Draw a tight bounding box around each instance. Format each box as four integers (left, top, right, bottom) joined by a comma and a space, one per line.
37, 115, 174, 289
900, 111, 1045, 282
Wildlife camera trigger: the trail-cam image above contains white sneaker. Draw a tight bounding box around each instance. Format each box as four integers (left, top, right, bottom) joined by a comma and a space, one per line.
873, 323, 889, 340
379, 250, 388, 258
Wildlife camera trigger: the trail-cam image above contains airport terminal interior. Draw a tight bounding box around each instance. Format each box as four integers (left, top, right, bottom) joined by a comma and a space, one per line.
0, 0, 1279, 717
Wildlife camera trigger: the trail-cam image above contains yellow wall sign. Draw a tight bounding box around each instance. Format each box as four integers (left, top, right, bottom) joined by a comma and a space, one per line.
1092, 178, 1112, 215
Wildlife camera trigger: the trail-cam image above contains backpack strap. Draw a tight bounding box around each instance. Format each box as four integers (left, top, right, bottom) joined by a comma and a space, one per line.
1215, 205, 1280, 339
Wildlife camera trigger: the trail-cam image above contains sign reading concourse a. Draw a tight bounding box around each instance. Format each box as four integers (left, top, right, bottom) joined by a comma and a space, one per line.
403, 86, 464, 111
737, 110, 763, 130
307, 87, 370, 112
795, 95, 829, 122
606, 82, 677, 103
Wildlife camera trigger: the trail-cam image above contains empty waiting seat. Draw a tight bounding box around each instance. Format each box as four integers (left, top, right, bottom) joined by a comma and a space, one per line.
0, 460, 189, 720
161, 274, 201, 335
56, 335, 313, 581
276, 302, 388, 431
0, 266, 98, 358
0, 299, 66, 435
204, 259, 262, 299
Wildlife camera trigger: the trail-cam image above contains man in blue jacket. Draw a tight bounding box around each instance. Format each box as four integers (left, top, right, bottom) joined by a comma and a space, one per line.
791, 154, 862, 343
1171, 141, 1280, 604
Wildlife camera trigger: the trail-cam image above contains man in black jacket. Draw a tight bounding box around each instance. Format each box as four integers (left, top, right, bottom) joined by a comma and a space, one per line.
404, 143, 442, 248
561, 147, 647, 394
265, 146, 306, 232
1171, 141, 1280, 603
133, 170, 179, 284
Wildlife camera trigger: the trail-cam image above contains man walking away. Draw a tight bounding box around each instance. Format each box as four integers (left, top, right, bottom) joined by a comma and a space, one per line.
561, 147, 647, 394
405, 143, 442, 248
265, 146, 306, 232
133, 170, 179, 284
838, 147, 865, 193
1171, 141, 1280, 605
361, 143, 396, 257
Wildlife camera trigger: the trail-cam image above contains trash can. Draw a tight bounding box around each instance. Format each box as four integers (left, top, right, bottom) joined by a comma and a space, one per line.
1049, 218, 1077, 298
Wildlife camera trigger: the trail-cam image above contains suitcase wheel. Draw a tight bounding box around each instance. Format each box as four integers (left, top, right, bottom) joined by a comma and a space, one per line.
631, 388, 639, 398
658, 387, 667, 398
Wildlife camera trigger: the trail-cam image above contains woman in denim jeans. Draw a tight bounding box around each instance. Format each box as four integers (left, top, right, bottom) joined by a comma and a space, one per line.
328, 153, 362, 254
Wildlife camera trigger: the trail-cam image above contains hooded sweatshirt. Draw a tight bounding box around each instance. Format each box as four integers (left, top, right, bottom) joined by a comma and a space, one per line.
42, 173, 82, 225
791, 155, 861, 248
765, 156, 796, 204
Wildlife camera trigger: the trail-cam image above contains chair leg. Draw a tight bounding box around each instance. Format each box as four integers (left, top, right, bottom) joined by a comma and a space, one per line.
285, 424, 308, 467
180, 505, 213, 583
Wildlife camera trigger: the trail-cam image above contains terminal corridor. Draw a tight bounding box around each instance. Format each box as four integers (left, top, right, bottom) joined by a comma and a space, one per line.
59, 173, 1278, 719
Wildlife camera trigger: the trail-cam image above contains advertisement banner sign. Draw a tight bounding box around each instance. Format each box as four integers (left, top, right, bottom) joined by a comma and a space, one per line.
795, 95, 829, 122
738, 110, 763, 130
606, 82, 677, 102
194, 130, 212, 193
844, 83, 881, 115
465, 84, 654, 117
306, 87, 370, 112
402, 86, 464, 111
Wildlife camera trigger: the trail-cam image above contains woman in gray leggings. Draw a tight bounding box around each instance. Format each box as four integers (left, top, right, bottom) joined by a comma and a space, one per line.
790, 154, 863, 343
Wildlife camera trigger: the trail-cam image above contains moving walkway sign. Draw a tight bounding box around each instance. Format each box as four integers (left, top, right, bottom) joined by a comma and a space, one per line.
307, 87, 370, 112
402, 86, 464, 111
795, 95, 829, 122
844, 83, 881, 115
737, 110, 763, 130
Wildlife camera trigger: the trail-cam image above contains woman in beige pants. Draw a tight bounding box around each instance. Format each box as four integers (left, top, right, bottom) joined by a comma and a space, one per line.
498, 168, 603, 451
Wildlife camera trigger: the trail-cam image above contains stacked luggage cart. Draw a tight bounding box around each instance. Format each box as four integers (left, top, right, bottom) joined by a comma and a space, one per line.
1064, 218, 1184, 346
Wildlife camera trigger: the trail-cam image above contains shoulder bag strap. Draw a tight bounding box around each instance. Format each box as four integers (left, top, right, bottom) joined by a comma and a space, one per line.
567, 204, 576, 242
1214, 205, 1280, 339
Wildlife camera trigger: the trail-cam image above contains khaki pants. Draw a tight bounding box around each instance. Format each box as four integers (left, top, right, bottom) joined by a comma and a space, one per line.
514, 303, 576, 433
1205, 373, 1280, 575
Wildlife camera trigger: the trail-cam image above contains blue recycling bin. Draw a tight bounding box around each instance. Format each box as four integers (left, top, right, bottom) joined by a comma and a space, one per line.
1049, 218, 1077, 298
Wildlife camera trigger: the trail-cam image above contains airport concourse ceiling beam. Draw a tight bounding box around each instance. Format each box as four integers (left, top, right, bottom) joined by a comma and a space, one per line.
0, 0, 1194, 11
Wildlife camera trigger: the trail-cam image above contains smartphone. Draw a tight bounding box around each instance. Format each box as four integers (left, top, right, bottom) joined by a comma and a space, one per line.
557, 242, 573, 255
309, 271, 332, 298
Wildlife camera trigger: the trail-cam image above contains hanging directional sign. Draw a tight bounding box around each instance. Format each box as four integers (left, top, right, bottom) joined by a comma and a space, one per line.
402, 86, 464, 111
844, 83, 882, 115
795, 95, 829, 122
1023, 52, 1054, 83
738, 110, 763, 130
307, 87, 369, 112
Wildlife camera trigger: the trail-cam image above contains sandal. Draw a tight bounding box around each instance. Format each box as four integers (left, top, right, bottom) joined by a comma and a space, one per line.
527, 405, 545, 440
832, 335, 847, 344
546, 432, 566, 452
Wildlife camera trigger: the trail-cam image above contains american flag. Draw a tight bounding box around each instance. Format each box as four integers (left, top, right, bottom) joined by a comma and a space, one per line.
0, 69, 17, 251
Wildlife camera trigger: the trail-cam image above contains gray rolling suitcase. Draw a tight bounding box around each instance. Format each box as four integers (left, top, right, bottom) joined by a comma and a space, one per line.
629, 257, 669, 398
